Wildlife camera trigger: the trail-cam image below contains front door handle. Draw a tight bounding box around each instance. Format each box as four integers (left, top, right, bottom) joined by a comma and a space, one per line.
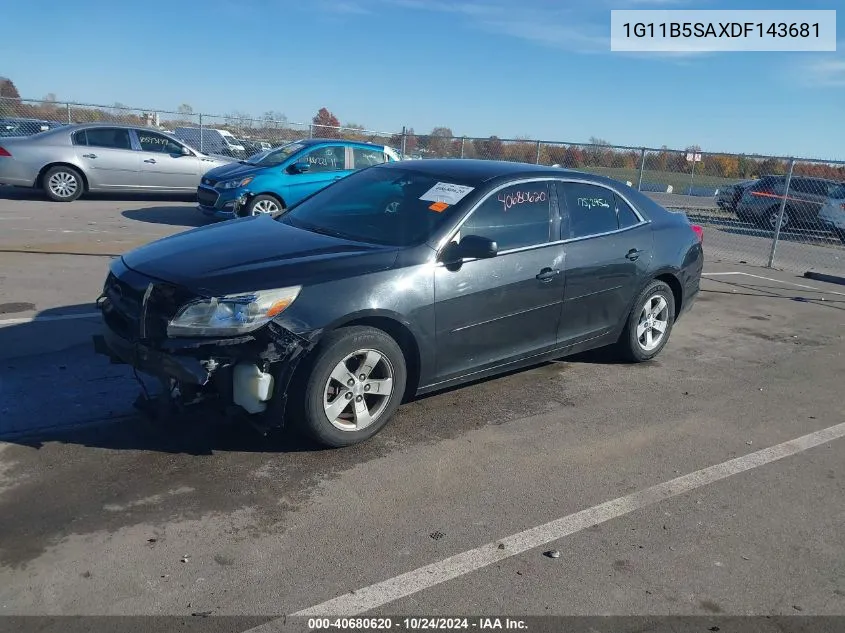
144, 158, 157, 164
536, 267, 561, 282
82, 153, 97, 159
626, 248, 641, 261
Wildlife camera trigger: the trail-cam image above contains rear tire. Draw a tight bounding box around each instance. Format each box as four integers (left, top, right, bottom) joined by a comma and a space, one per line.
43, 165, 83, 202
761, 207, 791, 231
615, 280, 676, 363
291, 326, 407, 448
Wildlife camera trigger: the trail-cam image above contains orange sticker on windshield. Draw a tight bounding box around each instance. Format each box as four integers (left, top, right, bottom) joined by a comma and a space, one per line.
429, 201, 449, 212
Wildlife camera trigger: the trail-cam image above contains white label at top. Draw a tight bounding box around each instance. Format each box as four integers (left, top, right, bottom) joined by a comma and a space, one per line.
610, 10, 836, 52
419, 182, 475, 205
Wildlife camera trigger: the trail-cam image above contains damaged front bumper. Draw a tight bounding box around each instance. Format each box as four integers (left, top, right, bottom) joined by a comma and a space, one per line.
92, 318, 314, 426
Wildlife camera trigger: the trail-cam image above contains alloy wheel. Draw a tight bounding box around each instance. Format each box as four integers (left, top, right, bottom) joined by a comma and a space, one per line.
636, 294, 669, 352
323, 349, 395, 431
48, 171, 79, 199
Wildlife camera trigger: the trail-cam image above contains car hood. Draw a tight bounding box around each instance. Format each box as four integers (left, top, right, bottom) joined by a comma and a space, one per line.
121, 215, 399, 296
202, 161, 264, 182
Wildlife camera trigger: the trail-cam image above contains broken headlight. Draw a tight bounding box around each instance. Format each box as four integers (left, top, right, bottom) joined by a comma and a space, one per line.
167, 286, 301, 337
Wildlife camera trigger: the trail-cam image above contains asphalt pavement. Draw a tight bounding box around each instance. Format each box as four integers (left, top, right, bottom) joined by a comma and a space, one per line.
0, 188, 844, 626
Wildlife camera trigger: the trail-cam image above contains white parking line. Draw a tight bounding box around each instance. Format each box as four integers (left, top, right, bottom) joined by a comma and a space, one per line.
243, 421, 845, 623
703, 271, 845, 296
0, 312, 100, 327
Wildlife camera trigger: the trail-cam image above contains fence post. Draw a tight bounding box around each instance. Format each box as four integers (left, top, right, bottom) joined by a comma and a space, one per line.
535, 141, 542, 165
688, 153, 697, 195
199, 113, 204, 153
637, 148, 646, 191
460, 137, 465, 159
400, 126, 407, 157
767, 158, 795, 269
308, 124, 314, 139
66, 103, 72, 124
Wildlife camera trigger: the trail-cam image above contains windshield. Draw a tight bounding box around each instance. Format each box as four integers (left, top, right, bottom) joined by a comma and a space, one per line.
279, 166, 479, 247
247, 142, 306, 166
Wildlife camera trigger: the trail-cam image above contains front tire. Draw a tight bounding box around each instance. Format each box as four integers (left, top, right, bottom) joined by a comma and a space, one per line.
244, 194, 284, 217
293, 326, 407, 448
43, 165, 83, 202
616, 280, 676, 362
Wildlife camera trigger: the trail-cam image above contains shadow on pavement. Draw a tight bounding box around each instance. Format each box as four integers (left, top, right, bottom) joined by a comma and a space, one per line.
0, 186, 196, 204
122, 206, 212, 228
3, 279, 842, 453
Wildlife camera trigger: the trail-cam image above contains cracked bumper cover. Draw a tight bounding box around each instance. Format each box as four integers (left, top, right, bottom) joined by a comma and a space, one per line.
92, 320, 315, 402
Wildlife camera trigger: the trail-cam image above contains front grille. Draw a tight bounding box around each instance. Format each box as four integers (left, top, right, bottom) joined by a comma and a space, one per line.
197, 187, 219, 207
102, 269, 197, 343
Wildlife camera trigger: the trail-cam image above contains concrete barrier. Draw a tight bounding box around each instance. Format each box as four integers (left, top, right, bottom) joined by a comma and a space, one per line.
683, 185, 720, 197
639, 182, 672, 193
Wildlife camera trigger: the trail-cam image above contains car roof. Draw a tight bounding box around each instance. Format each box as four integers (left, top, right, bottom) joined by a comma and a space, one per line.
300, 138, 389, 149
377, 158, 610, 184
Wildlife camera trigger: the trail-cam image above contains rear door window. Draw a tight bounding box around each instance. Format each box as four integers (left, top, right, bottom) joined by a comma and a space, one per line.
82, 128, 133, 150
558, 182, 619, 239
352, 147, 387, 169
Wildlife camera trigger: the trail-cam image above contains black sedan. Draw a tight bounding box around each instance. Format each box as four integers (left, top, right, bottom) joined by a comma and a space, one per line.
92, 159, 704, 447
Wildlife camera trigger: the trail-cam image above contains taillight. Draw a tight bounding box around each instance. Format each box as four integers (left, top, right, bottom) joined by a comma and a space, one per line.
691, 224, 704, 243
0, 146, 10, 157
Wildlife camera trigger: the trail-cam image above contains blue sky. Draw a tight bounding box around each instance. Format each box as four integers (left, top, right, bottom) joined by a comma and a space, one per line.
1, 0, 842, 158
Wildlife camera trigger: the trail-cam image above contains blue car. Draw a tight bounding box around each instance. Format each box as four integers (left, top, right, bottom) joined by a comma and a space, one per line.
197, 139, 401, 219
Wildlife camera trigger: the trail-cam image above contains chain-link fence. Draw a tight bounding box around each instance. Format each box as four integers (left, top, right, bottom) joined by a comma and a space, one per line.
2, 96, 844, 277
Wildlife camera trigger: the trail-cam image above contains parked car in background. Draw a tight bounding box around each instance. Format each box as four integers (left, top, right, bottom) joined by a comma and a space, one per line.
197, 139, 401, 218
1, 117, 66, 137
819, 183, 845, 244
93, 159, 703, 447
735, 175, 843, 231
0, 123, 235, 201
173, 127, 246, 158
716, 178, 757, 212
238, 138, 266, 157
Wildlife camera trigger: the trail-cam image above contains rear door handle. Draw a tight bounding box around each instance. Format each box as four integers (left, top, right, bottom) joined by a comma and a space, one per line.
144, 158, 157, 164
82, 153, 97, 159
536, 267, 561, 282
626, 248, 642, 261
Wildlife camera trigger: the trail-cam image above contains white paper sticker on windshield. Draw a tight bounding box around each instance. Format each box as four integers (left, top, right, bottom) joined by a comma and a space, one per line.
419, 182, 474, 205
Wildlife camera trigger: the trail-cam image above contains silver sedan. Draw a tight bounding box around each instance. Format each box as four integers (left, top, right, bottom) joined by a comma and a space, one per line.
0, 123, 235, 201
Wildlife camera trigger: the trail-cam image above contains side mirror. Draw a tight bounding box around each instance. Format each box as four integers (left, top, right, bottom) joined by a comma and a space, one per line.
180, 146, 192, 156
458, 234, 498, 259
288, 161, 311, 174
439, 235, 497, 264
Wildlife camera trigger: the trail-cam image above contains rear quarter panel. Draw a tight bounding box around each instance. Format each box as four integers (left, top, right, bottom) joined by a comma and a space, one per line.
0, 134, 80, 186
622, 186, 702, 319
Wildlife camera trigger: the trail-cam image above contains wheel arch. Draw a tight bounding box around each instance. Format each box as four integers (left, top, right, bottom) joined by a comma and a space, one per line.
653, 271, 684, 318
253, 191, 286, 208
617, 269, 684, 337
36, 162, 89, 192
318, 310, 424, 403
